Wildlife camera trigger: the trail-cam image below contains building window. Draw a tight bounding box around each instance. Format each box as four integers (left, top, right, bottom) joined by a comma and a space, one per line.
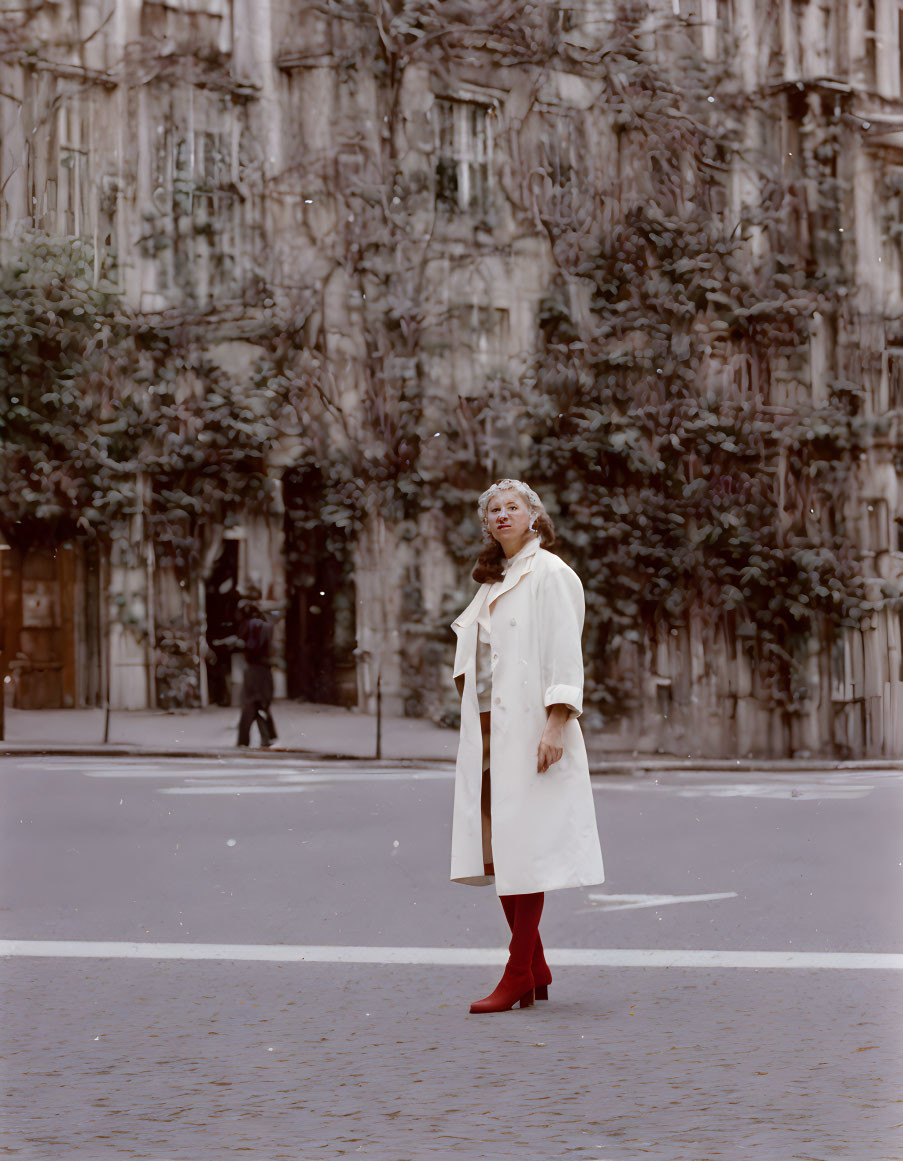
899, 614, 903, 678
866, 499, 890, 553
830, 631, 848, 701
447, 303, 510, 391
700, 140, 732, 216
452, 304, 510, 355
434, 98, 493, 218
898, 4, 903, 90
698, 0, 733, 59
140, 0, 227, 54
172, 129, 230, 218
52, 100, 91, 237
865, 0, 877, 86
538, 109, 583, 189
549, 4, 579, 33
885, 349, 903, 410
880, 173, 903, 300
58, 146, 89, 237
150, 120, 238, 301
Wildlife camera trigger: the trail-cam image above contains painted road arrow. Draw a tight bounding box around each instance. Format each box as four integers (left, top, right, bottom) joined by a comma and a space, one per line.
584, 891, 738, 912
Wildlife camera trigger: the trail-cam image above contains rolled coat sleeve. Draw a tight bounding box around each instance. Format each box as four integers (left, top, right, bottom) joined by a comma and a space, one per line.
537, 561, 586, 718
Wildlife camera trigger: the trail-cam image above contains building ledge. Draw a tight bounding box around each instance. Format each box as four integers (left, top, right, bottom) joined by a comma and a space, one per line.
9, 53, 118, 88
276, 51, 334, 70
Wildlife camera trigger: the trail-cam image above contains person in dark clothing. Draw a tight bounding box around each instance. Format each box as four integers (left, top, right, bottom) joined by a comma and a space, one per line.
236, 602, 278, 748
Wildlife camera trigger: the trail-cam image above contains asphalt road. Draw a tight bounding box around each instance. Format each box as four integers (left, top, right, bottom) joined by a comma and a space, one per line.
1, 756, 902, 1160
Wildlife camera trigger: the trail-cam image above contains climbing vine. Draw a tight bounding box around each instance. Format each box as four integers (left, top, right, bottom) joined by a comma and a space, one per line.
511, 22, 892, 715
0, 237, 287, 558
0, 236, 306, 704
2, 0, 899, 731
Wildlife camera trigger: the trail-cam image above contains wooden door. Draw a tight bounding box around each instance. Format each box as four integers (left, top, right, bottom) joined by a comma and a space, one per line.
4, 546, 78, 709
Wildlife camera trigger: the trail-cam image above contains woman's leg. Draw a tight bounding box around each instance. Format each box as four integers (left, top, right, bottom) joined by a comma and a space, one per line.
479, 711, 493, 874
501, 893, 551, 997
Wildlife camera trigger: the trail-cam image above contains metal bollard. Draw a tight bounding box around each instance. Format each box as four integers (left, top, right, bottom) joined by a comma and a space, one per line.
376, 672, 382, 760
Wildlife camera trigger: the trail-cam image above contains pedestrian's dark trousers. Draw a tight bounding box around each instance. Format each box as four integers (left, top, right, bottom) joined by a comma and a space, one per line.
238, 663, 277, 747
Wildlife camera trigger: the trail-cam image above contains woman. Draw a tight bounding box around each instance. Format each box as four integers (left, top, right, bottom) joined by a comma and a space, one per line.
450, 479, 605, 1014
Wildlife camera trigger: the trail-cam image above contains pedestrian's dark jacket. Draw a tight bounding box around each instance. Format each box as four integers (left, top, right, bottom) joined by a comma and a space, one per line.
240, 616, 273, 666
240, 616, 273, 703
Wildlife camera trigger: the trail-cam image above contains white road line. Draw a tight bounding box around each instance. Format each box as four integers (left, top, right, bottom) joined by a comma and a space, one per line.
594, 781, 876, 800
88, 768, 281, 779
159, 785, 325, 794
12, 762, 452, 779
585, 892, 738, 912
0, 941, 901, 970
158, 771, 453, 793
674, 783, 873, 800
278, 771, 452, 782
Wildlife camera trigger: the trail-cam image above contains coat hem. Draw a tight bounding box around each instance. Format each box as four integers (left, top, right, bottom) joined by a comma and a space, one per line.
451, 872, 605, 893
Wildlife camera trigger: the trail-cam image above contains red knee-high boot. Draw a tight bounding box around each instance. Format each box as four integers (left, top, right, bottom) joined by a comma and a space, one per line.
470, 892, 544, 1014
501, 892, 551, 1000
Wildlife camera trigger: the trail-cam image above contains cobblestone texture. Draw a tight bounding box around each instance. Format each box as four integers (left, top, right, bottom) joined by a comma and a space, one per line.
3, 958, 901, 1160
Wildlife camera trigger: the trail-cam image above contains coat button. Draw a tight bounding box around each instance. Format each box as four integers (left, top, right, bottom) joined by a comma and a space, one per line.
494, 696, 502, 706
510, 617, 517, 626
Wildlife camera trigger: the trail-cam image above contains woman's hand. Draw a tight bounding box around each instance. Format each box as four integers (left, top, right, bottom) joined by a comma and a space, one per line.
537, 704, 569, 773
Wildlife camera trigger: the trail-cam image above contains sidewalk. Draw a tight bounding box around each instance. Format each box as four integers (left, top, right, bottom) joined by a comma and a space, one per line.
2, 701, 902, 771
0, 701, 457, 762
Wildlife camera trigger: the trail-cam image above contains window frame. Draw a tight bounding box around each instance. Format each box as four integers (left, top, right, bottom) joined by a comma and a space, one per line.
433, 96, 496, 219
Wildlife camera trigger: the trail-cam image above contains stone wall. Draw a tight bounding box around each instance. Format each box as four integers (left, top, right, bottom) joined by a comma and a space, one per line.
2, 0, 902, 754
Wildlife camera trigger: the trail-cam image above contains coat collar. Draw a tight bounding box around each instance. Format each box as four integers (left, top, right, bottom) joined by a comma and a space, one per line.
503, 535, 542, 571
452, 537, 541, 633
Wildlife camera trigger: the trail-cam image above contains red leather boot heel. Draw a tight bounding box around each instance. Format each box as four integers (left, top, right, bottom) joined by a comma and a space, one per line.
534, 984, 549, 1001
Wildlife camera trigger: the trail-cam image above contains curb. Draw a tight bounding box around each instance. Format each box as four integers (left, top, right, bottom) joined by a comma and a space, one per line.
588, 757, 903, 774
1, 746, 900, 773
0, 745, 453, 765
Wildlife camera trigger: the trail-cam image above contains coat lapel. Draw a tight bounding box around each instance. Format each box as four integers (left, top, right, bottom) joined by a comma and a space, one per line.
487, 541, 539, 613
451, 538, 541, 648
452, 586, 490, 632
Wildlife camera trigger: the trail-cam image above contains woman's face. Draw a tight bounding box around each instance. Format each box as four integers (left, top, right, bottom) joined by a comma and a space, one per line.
485, 489, 534, 555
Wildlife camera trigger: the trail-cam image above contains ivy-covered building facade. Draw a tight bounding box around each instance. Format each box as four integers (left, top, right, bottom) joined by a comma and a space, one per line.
2, 0, 903, 757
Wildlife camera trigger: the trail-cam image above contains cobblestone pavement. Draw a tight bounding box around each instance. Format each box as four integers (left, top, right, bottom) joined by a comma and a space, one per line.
2, 758, 902, 1160
4, 959, 901, 1160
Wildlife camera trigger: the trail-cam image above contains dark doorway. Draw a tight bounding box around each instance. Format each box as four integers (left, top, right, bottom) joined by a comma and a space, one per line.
283, 466, 357, 705
204, 539, 240, 706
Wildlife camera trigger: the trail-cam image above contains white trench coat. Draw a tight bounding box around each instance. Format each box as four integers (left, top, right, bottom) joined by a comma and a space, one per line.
450, 538, 605, 896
